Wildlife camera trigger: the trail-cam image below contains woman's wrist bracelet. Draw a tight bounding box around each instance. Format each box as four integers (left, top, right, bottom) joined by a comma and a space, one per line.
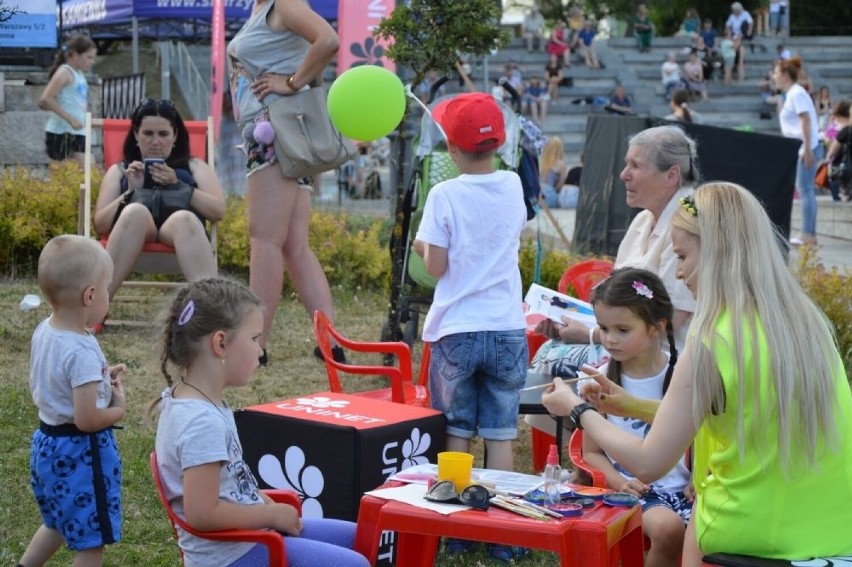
287, 74, 298, 91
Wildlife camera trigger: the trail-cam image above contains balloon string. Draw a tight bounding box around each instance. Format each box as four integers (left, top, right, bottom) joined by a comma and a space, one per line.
404, 83, 447, 142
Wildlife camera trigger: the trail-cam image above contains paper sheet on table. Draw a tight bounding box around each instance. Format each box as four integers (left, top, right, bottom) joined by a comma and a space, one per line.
389, 464, 544, 496
524, 283, 597, 329
365, 483, 472, 515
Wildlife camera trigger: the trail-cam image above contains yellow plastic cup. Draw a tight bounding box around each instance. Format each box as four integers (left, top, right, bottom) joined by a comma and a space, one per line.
437, 451, 474, 492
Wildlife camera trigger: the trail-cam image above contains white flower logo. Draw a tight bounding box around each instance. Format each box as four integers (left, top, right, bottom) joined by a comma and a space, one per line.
295, 396, 350, 409
400, 427, 431, 470
257, 446, 325, 518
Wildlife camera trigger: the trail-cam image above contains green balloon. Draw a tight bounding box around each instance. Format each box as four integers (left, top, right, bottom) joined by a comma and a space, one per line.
328, 65, 406, 142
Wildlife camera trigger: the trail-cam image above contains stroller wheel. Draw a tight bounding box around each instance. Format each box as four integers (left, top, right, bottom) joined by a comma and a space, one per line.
403, 317, 418, 348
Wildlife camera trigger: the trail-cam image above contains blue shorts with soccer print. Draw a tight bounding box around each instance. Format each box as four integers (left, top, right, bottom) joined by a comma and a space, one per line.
30, 423, 122, 551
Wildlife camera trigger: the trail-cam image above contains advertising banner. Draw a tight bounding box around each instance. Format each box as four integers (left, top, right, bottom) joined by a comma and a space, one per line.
0, 0, 58, 48
336, 0, 395, 73
61, 0, 338, 29
210, 0, 225, 141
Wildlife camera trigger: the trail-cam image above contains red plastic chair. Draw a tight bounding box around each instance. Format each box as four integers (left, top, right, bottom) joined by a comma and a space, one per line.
525, 312, 549, 365
313, 311, 430, 407
149, 452, 302, 566
557, 259, 614, 301
567, 429, 607, 487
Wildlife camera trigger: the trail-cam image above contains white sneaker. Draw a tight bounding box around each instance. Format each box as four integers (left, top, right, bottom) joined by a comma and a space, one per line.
790, 237, 804, 246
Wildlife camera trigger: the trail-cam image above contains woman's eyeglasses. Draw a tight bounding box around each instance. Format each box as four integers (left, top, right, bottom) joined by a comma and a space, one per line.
424, 480, 491, 510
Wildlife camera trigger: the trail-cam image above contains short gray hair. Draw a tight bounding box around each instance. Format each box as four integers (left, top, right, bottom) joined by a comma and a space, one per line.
628, 125, 699, 186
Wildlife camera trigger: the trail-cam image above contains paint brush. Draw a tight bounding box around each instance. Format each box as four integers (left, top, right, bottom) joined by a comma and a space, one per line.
519, 376, 584, 392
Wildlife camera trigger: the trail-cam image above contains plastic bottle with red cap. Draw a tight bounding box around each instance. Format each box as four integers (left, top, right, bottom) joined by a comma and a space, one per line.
543, 444, 562, 506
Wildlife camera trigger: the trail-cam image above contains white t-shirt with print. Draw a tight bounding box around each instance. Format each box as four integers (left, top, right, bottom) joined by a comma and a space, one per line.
155, 395, 264, 567
598, 362, 690, 494
30, 318, 112, 426
417, 170, 527, 342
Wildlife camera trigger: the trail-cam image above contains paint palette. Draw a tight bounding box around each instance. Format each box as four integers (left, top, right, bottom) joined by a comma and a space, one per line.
602, 492, 641, 507
572, 486, 613, 499
547, 502, 584, 517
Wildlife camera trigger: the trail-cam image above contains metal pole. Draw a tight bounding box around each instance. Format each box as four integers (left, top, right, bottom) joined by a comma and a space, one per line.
161, 43, 171, 100
132, 17, 139, 73
57, 0, 63, 46
483, 54, 489, 93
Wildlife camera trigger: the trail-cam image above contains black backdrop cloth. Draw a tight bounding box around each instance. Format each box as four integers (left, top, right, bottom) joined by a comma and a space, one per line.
573, 114, 801, 257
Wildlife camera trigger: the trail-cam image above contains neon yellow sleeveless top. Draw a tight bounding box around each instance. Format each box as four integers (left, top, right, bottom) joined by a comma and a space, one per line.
693, 311, 852, 558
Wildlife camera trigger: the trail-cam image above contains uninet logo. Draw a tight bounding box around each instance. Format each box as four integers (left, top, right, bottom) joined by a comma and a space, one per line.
295, 396, 350, 409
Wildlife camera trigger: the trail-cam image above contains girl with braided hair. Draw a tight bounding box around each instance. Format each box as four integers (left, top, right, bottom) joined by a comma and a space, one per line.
579, 267, 689, 567
150, 277, 368, 567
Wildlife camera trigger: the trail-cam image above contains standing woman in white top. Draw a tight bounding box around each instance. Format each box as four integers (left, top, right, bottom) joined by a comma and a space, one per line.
227, 0, 342, 366
774, 57, 822, 246
39, 35, 96, 168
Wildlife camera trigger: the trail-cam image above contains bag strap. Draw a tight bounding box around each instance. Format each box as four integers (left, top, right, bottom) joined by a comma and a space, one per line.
294, 112, 350, 165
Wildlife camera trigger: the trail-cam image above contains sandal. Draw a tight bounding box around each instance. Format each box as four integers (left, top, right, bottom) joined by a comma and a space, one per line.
488, 544, 531, 562
444, 538, 475, 554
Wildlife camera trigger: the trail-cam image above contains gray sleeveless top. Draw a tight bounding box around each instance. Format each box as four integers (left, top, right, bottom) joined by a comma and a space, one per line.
227, 0, 310, 126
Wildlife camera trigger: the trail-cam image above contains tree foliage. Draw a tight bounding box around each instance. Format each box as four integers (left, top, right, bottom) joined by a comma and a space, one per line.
373, 0, 510, 90
0, 0, 24, 24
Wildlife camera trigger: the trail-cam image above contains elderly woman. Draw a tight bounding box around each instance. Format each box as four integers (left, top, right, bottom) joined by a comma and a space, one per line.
532, 125, 696, 377
93, 99, 226, 300
542, 182, 852, 565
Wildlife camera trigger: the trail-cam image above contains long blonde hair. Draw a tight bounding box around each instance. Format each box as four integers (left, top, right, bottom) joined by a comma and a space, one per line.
539, 136, 565, 176
672, 182, 840, 471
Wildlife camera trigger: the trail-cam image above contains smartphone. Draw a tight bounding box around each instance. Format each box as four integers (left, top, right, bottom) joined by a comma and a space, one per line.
143, 158, 165, 187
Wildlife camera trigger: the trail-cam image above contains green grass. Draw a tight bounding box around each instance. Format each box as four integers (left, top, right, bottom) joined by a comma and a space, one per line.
0, 278, 562, 566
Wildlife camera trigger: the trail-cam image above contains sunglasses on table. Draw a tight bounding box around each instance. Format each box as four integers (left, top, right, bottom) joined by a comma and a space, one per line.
424, 481, 491, 510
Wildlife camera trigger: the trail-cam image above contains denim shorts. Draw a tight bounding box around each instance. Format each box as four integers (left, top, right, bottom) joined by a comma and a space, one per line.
429, 330, 528, 441
641, 487, 692, 523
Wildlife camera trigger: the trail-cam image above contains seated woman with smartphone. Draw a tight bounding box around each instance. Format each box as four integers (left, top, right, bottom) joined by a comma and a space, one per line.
93, 99, 226, 300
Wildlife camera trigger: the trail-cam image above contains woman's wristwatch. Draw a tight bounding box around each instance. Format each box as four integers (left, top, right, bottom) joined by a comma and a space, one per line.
569, 402, 598, 430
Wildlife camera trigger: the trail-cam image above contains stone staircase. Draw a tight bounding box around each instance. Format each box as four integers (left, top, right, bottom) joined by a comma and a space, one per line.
176, 33, 852, 163
479, 33, 852, 163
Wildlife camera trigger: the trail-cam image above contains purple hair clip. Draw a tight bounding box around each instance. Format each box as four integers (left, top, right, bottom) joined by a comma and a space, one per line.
178, 300, 195, 326
632, 281, 653, 299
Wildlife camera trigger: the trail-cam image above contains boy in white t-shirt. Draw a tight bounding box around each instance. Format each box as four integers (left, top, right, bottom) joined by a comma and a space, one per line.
414, 93, 527, 472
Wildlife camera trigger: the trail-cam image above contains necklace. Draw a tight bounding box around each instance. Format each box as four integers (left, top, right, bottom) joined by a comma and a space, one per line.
180, 379, 223, 408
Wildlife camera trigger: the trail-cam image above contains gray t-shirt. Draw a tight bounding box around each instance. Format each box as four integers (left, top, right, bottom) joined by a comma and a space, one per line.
227, 0, 310, 126
154, 392, 264, 567
30, 318, 112, 426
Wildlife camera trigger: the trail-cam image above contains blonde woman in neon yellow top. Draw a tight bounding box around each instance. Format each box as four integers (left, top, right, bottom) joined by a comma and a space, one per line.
542, 182, 852, 565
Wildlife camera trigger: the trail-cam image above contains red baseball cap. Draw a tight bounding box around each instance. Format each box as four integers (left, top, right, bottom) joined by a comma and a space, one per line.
432, 93, 506, 153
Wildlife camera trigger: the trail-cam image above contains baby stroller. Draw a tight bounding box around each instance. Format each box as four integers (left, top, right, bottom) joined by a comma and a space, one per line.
381, 87, 543, 347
